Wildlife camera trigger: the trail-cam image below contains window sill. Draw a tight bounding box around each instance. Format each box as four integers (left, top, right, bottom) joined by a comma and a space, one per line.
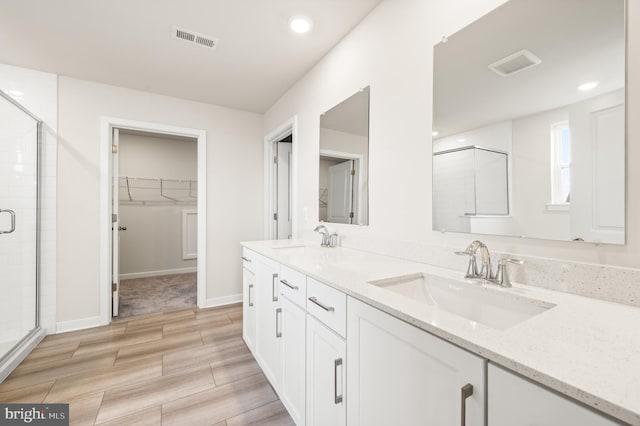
546, 203, 570, 212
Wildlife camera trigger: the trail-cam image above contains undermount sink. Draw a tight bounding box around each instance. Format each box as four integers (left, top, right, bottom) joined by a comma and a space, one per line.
369, 273, 555, 330
272, 245, 307, 252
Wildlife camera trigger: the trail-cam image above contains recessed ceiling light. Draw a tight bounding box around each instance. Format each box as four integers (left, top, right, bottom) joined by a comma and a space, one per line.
432, 131, 439, 137
458, 138, 467, 143
289, 16, 312, 34
578, 81, 598, 91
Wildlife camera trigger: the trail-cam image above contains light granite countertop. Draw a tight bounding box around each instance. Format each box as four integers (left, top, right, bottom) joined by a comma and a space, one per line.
242, 239, 640, 425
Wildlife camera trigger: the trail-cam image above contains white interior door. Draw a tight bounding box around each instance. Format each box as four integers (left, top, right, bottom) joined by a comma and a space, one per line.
277, 142, 292, 239
570, 93, 625, 244
112, 127, 120, 317
327, 160, 353, 224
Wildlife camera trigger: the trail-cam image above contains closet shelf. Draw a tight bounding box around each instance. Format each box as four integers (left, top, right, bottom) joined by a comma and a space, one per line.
118, 176, 197, 205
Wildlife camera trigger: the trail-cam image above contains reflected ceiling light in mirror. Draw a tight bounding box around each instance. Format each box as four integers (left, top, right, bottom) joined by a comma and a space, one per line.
578, 81, 599, 91
432, 131, 439, 137
289, 15, 312, 34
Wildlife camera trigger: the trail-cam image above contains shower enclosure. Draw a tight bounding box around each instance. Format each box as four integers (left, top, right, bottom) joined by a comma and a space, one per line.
0, 90, 42, 372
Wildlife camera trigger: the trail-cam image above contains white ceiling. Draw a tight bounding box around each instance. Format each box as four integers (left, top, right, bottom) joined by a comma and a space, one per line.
0, 0, 383, 113
433, 0, 625, 138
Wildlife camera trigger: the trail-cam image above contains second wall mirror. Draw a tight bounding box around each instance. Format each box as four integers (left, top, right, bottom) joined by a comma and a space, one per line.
319, 86, 370, 225
432, 0, 625, 244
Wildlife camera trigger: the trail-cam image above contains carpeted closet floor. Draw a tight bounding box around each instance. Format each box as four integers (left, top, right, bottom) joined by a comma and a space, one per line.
117, 273, 197, 318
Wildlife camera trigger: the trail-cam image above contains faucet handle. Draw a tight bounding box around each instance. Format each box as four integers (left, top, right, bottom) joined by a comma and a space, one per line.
494, 258, 523, 287
455, 249, 480, 278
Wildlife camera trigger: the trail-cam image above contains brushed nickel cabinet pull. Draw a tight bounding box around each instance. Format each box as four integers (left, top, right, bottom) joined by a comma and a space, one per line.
460, 383, 474, 426
275, 308, 282, 338
241, 256, 252, 262
272, 273, 279, 302
280, 279, 299, 290
248, 284, 254, 307
334, 358, 343, 404
308, 296, 334, 312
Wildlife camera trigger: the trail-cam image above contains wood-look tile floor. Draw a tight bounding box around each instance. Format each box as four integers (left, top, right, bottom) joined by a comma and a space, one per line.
0, 304, 295, 426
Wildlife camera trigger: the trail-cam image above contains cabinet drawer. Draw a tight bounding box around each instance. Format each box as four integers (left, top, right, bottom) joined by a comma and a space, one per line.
242, 248, 256, 273
307, 278, 346, 338
279, 265, 307, 308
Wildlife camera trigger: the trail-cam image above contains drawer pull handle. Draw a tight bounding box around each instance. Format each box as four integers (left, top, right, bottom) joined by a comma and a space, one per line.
241, 256, 252, 262
248, 284, 254, 307
272, 273, 279, 302
334, 358, 343, 404
275, 308, 282, 338
460, 383, 473, 426
308, 296, 334, 312
280, 279, 299, 290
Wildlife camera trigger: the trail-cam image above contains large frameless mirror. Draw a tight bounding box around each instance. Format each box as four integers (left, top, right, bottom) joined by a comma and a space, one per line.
319, 86, 370, 225
432, 0, 625, 244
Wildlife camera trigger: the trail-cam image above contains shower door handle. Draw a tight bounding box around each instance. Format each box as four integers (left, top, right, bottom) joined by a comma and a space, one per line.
0, 209, 16, 234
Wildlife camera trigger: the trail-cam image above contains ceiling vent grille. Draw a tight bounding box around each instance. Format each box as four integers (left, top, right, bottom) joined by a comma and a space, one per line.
488, 49, 541, 77
173, 26, 218, 50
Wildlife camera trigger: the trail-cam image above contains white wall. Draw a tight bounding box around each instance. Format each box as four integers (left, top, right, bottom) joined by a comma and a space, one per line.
264, 0, 640, 269
118, 133, 197, 276
58, 77, 263, 324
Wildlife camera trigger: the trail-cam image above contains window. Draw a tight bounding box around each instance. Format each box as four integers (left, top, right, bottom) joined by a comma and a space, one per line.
550, 121, 571, 204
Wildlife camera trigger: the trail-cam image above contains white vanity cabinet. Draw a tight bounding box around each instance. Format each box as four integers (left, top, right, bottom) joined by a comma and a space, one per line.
305, 278, 347, 426
347, 297, 486, 426
241, 250, 256, 352
254, 255, 282, 391
306, 314, 346, 426
278, 266, 307, 426
488, 364, 624, 426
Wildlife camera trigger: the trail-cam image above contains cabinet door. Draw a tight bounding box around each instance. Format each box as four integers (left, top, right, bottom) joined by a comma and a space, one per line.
347, 297, 486, 426
280, 296, 306, 426
306, 315, 346, 426
255, 258, 281, 391
488, 364, 624, 426
242, 267, 256, 353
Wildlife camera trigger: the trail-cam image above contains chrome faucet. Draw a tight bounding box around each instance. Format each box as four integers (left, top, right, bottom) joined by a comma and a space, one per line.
455, 240, 493, 280
314, 224, 338, 247
491, 258, 524, 288
455, 240, 523, 287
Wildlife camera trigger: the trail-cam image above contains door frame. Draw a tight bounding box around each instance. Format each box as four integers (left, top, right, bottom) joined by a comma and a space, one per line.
320, 149, 364, 225
264, 116, 298, 240
99, 117, 207, 325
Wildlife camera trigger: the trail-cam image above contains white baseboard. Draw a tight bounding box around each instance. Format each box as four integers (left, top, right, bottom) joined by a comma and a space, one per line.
202, 294, 242, 309
120, 267, 197, 280
56, 315, 105, 333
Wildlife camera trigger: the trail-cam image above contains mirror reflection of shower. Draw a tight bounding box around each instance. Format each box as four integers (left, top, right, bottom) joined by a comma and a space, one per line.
319, 86, 370, 226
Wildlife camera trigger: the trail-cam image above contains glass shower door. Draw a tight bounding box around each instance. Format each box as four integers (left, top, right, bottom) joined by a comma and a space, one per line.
0, 92, 40, 361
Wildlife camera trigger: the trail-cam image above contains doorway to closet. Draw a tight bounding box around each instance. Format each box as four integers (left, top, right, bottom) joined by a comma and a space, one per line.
113, 129, 198, 318
100, 117, 207, 325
